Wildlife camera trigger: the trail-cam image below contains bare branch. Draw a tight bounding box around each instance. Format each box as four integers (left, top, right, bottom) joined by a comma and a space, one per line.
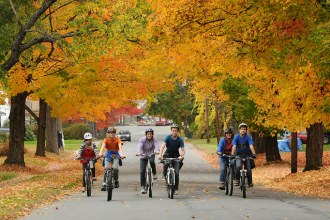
9, 0, 23, 27
42, 0, 75, 20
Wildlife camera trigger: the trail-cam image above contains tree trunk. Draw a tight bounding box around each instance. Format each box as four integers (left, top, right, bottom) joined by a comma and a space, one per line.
304, 122, 323, 171
35, 99, 47, 156
291, 132, 298, 173
264, 135, 282, 162
4, 92, 28, 166
252, 132, 265, 154
214, 101, 221, 144
46, 106, 59, 154
205, 99, 210, 143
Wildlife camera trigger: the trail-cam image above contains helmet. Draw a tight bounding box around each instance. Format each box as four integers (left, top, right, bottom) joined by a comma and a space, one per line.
225, 128, 233, 134
84, 132, 93, 140
107, 127, 116, 133
238, 123, 248, 129
170, 124, 179, 131
145, 128, 154, 135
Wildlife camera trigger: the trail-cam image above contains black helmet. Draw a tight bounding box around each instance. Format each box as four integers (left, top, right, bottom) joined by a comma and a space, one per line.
170, 124, 180, 131
225, 128, 233, 134
107, 127, 116, 133
145, 128, 154, 135
238, 123, 248, 129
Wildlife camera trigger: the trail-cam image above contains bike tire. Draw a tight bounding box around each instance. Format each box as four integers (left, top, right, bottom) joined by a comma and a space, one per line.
225, 168, 229, 195
228, 168, 234, 196
148, 171, 152, 198
85, 170, 91, 197
107, 170, 113, 201
170, 169, 175, 199
242, 171, 246, 198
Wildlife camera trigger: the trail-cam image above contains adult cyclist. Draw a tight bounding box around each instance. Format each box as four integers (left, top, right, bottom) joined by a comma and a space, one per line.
159, 124, 185, 195
231, 123, 256, 188
98, 127, 125, 191
137, 128, 160, 194
76, 132, 99, 193
216, 128, 234, 190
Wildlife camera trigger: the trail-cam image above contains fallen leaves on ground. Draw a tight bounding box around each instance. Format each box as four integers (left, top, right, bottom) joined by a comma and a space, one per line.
195, 146, 330, 199
0, 149, 103, 220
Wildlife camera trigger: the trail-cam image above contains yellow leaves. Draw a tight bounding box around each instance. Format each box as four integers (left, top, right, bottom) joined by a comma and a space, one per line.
7, 64, 30, 96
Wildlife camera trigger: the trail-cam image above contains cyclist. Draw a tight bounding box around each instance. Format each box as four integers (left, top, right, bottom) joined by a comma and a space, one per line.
98, 127, 125, 191
231, 123, 256, 188
159, 124, 185, 195
216, 128, 234, 190
137, 128, 160, 194
76, 132, 99, 193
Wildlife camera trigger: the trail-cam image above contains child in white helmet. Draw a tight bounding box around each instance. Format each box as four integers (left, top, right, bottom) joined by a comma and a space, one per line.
76, 132, 99, 192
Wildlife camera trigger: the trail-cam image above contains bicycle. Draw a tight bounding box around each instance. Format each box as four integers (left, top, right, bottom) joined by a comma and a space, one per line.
236, 155, 254, 198
160, 158, 180, 199
104, 155, 125, 201
74, 157, 98, 197
136, 154, 155, 198
222, 154, 234, 196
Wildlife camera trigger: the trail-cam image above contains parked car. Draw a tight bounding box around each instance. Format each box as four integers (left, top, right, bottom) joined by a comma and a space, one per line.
117, 130, 131, 142
297, 131, 330, 145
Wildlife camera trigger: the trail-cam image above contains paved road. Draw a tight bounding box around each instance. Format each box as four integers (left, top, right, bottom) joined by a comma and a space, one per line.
23, 126, 330, 220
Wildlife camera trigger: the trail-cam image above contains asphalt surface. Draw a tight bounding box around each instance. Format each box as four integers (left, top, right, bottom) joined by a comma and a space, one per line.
22, 126, 330, 220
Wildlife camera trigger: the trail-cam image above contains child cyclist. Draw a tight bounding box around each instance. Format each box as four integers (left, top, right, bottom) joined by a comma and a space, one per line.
76, 132, 99, 193
98, 127, 125, 191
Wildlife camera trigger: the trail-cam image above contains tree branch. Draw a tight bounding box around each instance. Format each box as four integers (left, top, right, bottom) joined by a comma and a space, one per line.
25, 104, 39, 121
9, 0, 23, 27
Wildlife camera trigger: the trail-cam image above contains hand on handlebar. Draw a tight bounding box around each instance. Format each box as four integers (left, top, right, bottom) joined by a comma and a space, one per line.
251, 154, 256, 159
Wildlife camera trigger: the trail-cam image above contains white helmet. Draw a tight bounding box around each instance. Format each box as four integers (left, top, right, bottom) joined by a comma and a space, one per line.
84, 132, 93, 140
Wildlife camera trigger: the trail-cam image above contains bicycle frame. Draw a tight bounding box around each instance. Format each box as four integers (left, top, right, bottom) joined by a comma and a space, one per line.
238, 156, 252, 198
137, 154, 154, 198
162, 158, 179, 199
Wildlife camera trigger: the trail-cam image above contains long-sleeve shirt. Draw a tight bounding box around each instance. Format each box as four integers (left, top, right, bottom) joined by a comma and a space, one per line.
77, 142, 99, 163
137, 136, 160, 158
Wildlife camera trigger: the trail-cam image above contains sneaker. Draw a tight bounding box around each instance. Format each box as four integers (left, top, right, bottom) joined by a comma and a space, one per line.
101, 182, 106, 191
82, 187, 86, 193
141, 187, 147, 194
248, 183, 254, 188
153, 173, 158, 180
234, 180, 239, 186
219, 183, 225, 190
174, 190, 179, 195
114, 181, 119, 188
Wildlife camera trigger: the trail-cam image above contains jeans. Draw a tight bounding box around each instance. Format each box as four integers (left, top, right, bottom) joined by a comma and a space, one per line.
103, 157, 119, 183
234, 155, 252, 184
82, 163, 95, 187
219, 156, 229, 183
140, 155, 157, 187
163, 159, 181, 190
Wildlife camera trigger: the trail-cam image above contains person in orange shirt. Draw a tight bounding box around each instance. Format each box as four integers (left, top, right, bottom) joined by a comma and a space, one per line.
99, 127, 125, 191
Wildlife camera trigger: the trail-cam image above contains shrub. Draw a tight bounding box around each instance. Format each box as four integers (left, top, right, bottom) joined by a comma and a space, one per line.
63, 123, 90, 139
0, 133, 8, 143
0, 142, 28, 156
25, 126, 36, 141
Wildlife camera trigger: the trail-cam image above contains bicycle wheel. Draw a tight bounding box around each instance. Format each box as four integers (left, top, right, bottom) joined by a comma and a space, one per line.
228, 168, 234, 196
242, 171, 246, 198
86, 170, 92, 197
84, 170, 91, 197
147, 171, 152, 198
107, 169, 113, 201
169, 169, 175, 199
225, 167, 229, 195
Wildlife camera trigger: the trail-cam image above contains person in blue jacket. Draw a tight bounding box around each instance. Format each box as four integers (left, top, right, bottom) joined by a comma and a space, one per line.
231, 123, 256, 187
216, 128, 234, 190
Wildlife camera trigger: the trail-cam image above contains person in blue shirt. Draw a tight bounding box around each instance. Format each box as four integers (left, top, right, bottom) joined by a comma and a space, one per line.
216, 128, 234, 190
231, 123, 256, 187
159, 124, 185, 195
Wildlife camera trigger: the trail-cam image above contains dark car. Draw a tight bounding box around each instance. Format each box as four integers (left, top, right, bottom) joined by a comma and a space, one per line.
117, 130, 131, 142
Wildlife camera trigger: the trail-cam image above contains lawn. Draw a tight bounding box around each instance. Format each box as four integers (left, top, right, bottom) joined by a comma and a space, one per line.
188, 138, 330, 152
24, 139, 102, 151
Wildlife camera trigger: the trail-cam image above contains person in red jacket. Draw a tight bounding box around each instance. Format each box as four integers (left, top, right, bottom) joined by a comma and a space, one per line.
76, 132, 99, 192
